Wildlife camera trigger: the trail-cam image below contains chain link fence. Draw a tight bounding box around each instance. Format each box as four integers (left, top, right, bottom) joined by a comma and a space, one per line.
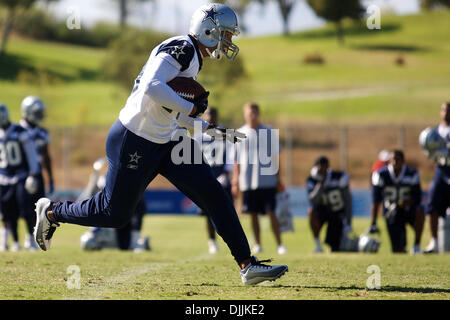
47, 124, 435, 190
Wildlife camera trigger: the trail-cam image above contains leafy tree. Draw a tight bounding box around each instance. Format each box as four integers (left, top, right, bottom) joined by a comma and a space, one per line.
306, 0, 364, 44
213, 0, 252, 32
102, 28, 167, 88
115, 0, 154, 28
219, 0, 297, 35
421, 0, 450, 10
0, 0, 35, 55
275, 0, 296, 35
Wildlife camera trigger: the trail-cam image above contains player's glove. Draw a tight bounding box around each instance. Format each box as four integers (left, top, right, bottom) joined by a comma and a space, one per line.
368, 223, 380, 234
206, 125, 247, 143
190, 91, 209, 118
25, 176, 38, 195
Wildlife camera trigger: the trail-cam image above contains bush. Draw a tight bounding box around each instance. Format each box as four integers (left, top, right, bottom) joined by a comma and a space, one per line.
11, 8, 57, 40
395, 55, 406, 66
198, 54, 247, 88
103, 30, 248, 90
10, 8, 120, 47
102, 28, 168, 88
302, 53, 325, 64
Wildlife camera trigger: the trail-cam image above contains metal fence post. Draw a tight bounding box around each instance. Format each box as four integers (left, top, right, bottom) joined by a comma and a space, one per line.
63, 127, 71, 189
285, 127, 294, 186
340, 126, 348, 172
398, 126, 406, 150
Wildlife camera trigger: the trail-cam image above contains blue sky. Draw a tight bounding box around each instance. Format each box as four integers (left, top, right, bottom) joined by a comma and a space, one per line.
47, 0, 421, 37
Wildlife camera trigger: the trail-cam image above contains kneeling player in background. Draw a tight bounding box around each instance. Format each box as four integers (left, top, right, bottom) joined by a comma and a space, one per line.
306, 156, 353, 253
370, 150, 424, 254
0, 104, 40, 252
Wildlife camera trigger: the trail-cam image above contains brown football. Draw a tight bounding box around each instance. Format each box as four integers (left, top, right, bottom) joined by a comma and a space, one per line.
167, 77, 206, 102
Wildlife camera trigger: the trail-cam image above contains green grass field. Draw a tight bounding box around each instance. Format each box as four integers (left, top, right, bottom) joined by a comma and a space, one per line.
0, 10, 449, 126
1, 216, 449, 300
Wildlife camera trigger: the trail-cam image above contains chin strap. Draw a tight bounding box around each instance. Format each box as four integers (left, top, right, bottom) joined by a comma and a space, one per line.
205, 47, 223, 60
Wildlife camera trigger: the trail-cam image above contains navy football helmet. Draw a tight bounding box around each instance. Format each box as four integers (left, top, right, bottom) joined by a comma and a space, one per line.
0, 103, 10, 127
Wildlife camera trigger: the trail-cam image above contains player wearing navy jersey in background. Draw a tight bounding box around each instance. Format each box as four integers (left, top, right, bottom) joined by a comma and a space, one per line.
421, 102, 450, 253
306, 156, 353, 253
33, 3, 288, 285
19, 96, 54, 250
370, 150, 424, 254
0, 104, 40, 252
194, 107, 233, 254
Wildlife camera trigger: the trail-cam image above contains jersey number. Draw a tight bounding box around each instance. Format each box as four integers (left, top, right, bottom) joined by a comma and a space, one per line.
322, 189, 345, 212
383, 186, 410, 203
0, 141, 22, 168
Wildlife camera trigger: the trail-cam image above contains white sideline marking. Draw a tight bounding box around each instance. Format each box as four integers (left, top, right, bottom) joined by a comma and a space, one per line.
62, 253, 213, 300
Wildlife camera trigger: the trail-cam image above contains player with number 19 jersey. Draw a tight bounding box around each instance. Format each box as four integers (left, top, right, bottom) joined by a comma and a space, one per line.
306, 171, 350, 219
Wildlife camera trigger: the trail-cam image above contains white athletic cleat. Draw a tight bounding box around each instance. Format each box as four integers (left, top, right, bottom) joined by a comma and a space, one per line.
277, 244, 287, 255
410, 244, 422, 255
423, 239, 438, 254
33, 198, 59, 251
11, 242, 21, 252
314, 245, 324, 253
133, 237, 151, 253
208, 239, 219, 254
24, 234, 38, 252
252, 244, 262, 254
240, 256, 288, 285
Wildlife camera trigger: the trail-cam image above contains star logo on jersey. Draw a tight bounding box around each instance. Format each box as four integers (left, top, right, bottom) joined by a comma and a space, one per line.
202, 7, 223, 24
127, 151, 142, 169
171, 45, 186, 59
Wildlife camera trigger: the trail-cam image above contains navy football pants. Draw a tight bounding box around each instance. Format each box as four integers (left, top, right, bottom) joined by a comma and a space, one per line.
52, 120, 251, 264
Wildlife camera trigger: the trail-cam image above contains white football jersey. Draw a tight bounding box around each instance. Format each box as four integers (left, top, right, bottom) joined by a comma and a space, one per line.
235, 124, 280, 191
119, 35, 208, 144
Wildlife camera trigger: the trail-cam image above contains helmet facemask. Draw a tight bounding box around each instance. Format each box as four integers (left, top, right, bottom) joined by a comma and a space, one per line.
214, 27, 240, 61
30, 107, 45, 124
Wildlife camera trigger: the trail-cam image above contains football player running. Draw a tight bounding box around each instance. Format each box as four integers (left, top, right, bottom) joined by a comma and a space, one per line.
33, 3, 288, 285
0, 104, 40, 252
420, 102, 450, 253
306, 156, 353, 253
370, 150, 424, 254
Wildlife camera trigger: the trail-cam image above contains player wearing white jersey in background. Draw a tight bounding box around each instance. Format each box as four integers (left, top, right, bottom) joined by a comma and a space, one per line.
33, 3, 288, 286
232, 102, 286, 255
422, 102, 450, 253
